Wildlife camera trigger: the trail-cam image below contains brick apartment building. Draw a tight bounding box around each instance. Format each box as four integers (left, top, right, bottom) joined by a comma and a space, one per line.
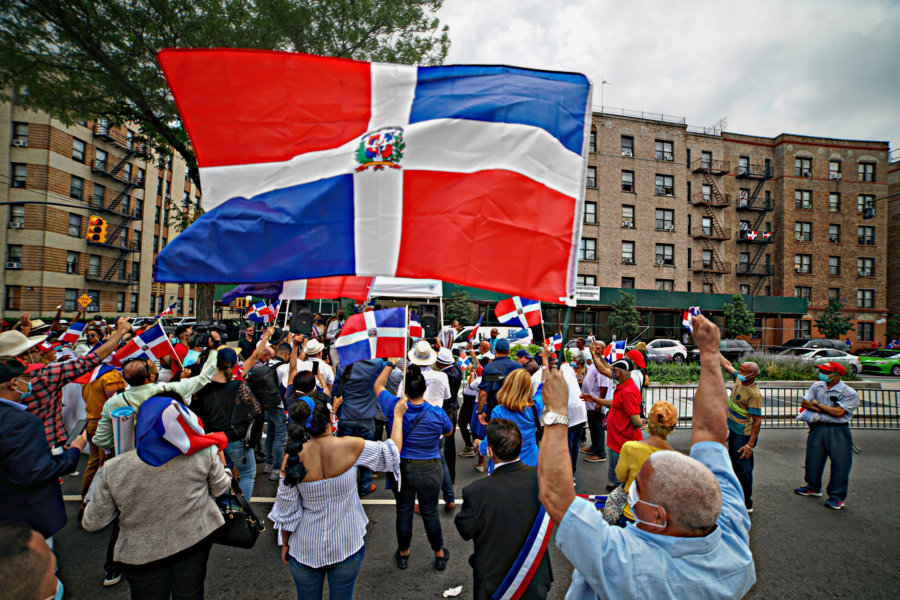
1, 102, 200, 320
888, 155, 900, 316
582, 109, 891, 346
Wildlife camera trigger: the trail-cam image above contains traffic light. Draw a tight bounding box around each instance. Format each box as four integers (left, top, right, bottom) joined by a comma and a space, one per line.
86, 215, 108, 243
234, 298, 246, 309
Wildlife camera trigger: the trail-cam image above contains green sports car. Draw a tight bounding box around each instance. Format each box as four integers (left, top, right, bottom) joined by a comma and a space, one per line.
859, 349, 900, 376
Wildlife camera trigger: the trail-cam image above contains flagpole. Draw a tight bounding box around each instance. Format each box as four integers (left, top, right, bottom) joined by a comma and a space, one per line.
401, 305, 410, 400
283, 300, 291, 329
538, 302, 545, 347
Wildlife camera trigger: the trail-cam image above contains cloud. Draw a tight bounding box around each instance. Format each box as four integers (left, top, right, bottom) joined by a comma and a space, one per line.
438, 0, 900, 148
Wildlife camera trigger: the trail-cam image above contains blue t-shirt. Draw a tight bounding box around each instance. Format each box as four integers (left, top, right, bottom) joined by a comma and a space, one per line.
378, 390, 452, 460
478, 357, 523, 415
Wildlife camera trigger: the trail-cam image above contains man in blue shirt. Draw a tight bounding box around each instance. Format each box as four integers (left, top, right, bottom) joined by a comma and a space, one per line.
537, 315, 755, 600
334, 358, 385, 496
476, 338, 522, 425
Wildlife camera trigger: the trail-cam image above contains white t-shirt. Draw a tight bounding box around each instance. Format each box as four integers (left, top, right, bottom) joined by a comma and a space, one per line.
531, 368, 543, 397
560, 363, 587, 427
422, 368, 451, 407
284, 358, 335, 391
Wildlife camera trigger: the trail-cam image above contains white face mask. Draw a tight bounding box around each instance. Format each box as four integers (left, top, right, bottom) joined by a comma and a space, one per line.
627, 480, 667, 528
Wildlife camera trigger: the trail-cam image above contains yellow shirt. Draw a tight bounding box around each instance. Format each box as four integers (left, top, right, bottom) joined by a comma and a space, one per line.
616, 440, 667, 520
82, 370, 127, 420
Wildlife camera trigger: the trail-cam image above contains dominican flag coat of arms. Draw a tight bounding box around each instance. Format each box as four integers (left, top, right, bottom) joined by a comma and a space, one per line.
154, 49, 592, 305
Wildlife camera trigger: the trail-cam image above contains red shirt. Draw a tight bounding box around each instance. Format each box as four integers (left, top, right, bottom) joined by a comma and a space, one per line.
606, 378, 643, 453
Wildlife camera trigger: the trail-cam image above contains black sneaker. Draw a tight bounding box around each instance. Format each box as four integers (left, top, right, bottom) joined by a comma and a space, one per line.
103, 567, 122, 587
395, 549, 409, 570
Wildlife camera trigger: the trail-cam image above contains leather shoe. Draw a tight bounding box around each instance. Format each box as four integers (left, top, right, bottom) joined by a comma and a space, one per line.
395, 549, 409, 570
434, 547, 450, 571
359, 483, 377, 497
414, 502, 420, 514
444, 502, 457, 512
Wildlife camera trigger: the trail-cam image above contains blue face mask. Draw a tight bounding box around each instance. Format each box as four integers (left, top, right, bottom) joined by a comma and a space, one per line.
16, 378, 33, 399
736, 373, 747, 382
818, 373, 831, 382
44, 577, 63, 600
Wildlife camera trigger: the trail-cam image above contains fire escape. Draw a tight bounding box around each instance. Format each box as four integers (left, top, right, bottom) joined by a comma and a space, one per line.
734, 163, 774, 295
690, 159, 731, 293
86, 120, 141, 286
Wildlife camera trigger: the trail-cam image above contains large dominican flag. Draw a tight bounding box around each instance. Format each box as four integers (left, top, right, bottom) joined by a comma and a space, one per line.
495, 297, 543, 329
113, 323, 175, 365
335, 307, 407, 366
154, 50, 592, 305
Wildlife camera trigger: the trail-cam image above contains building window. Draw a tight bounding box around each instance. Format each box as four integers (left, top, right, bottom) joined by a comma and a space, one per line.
577, 275, 597, 286
795, 157, 812, 177
150, 294, 156, 313
95, 149, 107, 171
123, 163, 132, 181
795, 320, 812, 337
121, 196, 130, 215
856, 295, 873, 315
10, 204, 25, 226
188, 298, 194, 314
700, 216, 714, 237
655, 174, 674, 196
66, 251, 79, 274
794, 286, 812, 300
794, 254, 812, 274
701, 249, 713, 268
739, 252, 750, 271
621, 136, 634, 157
858, 162, 875, 182
702, 283, 713, 294
656, 279, 674, 291
5, 286, 21, 310
137, 168, 146, 186
621, 205, 634, 227
794, 189, 812, 210
165, 180, 171, 196
828, 193, 841, 212
11, 163, 27, 188
7, 245, 23, 266
132, 261, 140, 281
586, 166, 596, 188
153, 235, 159, 252
130, 293, 139, 312
65, 289, 78, 312
86, 290, 99, 313
794, 222, 812, 242
584, 202, 596, 224
621, 241, 634, 264
828, 288, 841, 301
621, 170, 634, 192
858, 322, 874, 341
68, 213, 82, 237
163, 209, 169, 227
589, 128, 596, 152
737, 156, 750, 175
828, 256, 841, 276
858, 194, 874, 215
700, 150, 712, 168
72, 138, 86, 163
655, 244, 674, 266
579, 238, 596, 261
621, 277, 634, 288
857, 257, 874, 277
739, 284, 750, 295
12, 122, 28, 145
737, 187, 750, 206
182, 190, 190, 205
69, 176, 84, 200
135, 198, 143, 217
88, 254, 101, 277
134, 230, 141, 247
857, 226, 875, 245
654, 140, 674, 161
92, 183, 105, 207
655, 209, 674, 231
116, 292, 125, 312
701, 184, 712, 203
118, 259, 127, 280
126, 130, 135, 150
828, 224, 841, 244
157, 176, 163, 195
829, 160, 841, 179
154, 206, 160, 224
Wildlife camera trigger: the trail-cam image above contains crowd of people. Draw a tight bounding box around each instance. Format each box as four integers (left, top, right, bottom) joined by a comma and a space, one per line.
0, 307, 864, 599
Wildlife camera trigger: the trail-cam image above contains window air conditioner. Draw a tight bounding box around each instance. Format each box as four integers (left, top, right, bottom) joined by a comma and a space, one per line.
11, 139, 28, 148
622, 149, 633, 157
6, 262, 22, 269
803, 171, 812, 178
830, 172, 842, 180
664, 224, 675, 231
9, 222, 24, 229
656, 259, 665, 266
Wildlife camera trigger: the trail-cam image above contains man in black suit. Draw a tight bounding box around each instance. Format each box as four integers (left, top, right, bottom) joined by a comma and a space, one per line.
455, 419, 553, 600
0, 360, 88, 539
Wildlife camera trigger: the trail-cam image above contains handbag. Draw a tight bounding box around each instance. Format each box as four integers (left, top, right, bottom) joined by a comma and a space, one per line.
530, 404, 543, 445
602, 484, 628, 525
210, 479, 265, 549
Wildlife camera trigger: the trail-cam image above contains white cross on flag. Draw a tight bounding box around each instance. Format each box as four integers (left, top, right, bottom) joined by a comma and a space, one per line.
112, 322, 175, 366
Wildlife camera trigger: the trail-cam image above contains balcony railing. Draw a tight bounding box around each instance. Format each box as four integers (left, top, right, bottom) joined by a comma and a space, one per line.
735, 164, 769, 179
736, 198, 773, 211
693, 260, 730, 274
737, 230, 774, 243
691, 158, 730, 174
86, 239, 141, 252
689, 192, 730, 207
693, 227, 731, 241
737, 263, 774, 276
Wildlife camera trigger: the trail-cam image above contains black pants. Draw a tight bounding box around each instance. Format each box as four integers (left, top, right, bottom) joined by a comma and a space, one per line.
389, 459, 443, 552
374, 419, 388, 441
105, 519, 121, 573
443, 403, 458, 483
586, 410, 606, 458
458, 394, 476, 447
122, 537, 213, 600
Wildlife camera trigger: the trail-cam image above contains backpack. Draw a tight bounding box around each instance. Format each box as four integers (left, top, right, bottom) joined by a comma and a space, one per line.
245, 359, 284, 410
196, 381, 257, 443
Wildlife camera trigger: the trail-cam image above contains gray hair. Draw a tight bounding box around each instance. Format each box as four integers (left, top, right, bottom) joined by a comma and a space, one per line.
647, 451, 721, 533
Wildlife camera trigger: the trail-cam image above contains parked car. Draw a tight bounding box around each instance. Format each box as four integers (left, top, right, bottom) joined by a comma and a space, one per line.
768, 338, 847, 353
777, 348, 862, 376
132, 316, 176, 334
858, 349, 900, 376
689, 339, 754, 363
645, 339, 689, 364
646, 347, 672, 364
450, 325, 533, 352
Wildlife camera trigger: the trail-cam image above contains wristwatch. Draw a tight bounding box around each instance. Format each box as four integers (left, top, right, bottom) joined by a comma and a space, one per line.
540, 409, 569, 427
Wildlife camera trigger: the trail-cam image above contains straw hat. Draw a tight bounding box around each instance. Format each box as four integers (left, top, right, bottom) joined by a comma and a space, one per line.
408, 340, 437, 366
0, 330, 47, 359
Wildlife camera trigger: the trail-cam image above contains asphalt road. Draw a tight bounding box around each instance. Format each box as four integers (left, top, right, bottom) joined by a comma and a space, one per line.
55, 428, 900, 599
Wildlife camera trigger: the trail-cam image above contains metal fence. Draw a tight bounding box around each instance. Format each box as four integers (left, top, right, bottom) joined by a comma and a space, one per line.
645, 386, 900, 430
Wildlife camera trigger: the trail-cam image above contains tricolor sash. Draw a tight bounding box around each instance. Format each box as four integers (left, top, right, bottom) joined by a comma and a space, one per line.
491, 506, 553, 600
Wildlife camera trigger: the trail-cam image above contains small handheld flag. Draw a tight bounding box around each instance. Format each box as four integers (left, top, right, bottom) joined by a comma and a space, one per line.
602, 340, 627, 362
59, 321, 87, 344
682, 307, 702, 333
545, 333, 563, 351
247, 300, 280, 324
158, 302, 177, 317
409, 313, 424, 339
112, 322, 175, 366
335, 307, 407, 366
495, 297, 542, 329
72, 363, 119, 385
467, 313, 484, 342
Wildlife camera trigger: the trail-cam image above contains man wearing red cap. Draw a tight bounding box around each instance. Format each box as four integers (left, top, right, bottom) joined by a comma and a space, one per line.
794, 362, 859, 510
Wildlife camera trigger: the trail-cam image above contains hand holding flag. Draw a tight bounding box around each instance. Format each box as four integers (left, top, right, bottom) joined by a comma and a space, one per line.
682, 307, 702, 333
603, 340, 627, 362
545, 333, 563, 351
467, 313, 484, 342
112, 322, 175, 366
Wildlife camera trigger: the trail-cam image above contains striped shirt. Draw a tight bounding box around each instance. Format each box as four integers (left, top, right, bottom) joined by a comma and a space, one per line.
268, 440, 400, 568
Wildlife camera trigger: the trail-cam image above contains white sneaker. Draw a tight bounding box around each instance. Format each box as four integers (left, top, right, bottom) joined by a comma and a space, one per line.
263, 464, 272, 474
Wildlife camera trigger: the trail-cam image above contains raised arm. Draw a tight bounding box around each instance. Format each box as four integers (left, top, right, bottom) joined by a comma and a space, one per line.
374, 363, 393, 398
242, 326, 274, 374
719, 353, 736, 375
589, 342, 613, 378
537, 368, 576, 524
690, 315, 728, 447
287, 334, 303, 386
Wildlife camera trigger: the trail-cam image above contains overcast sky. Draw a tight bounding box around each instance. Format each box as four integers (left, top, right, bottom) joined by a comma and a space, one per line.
438, 0, 900, 151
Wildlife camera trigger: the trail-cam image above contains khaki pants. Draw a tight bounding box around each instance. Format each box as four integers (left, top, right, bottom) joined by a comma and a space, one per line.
81, 419, 107, 501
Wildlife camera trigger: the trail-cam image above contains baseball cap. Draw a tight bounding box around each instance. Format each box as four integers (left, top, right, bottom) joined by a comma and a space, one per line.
649, 401, 678, 428
818, 362, 846, 376
625, 350, 646, 369
610, 357, 634, 372
217, 347, 238, 368
495, 339, 510, 353
0, 359, 26, 384
516, 349, 533, 359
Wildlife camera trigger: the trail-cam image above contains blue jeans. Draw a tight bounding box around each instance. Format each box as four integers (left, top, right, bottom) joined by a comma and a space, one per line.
568, 423, 584, 476
337, 418, 375, 494
288, 545, 365, 600
225, 440, 256, 500
727, 430, 755, 509
607, 447, 621, 486
264, 408, 287, 469
804, 423, 853, 501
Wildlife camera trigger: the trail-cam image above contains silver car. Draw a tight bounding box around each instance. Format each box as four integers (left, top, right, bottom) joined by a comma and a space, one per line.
778, 348, 862, 376
645, 339, 689, 364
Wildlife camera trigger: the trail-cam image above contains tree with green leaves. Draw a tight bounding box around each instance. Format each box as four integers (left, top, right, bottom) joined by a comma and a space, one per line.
443, 288, 474, 326
1, 0, 450, 320
723, 294, 755, 338
814, 298, 855, 340
887, 314, 900, 342
608, 291, 640, 341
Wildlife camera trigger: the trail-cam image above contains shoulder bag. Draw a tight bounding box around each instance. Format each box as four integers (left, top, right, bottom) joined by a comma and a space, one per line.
210, 477, 265, 549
